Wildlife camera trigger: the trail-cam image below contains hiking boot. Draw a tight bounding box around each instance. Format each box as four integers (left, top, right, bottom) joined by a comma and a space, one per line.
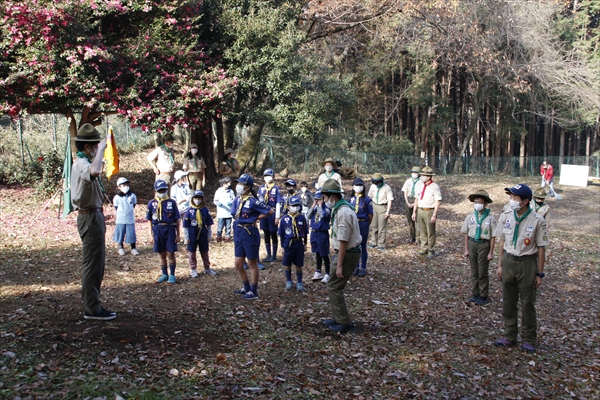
368, 244, 377, 249
84, 308, 117, 321
157, 274, 169, 283
426, 252, 435, 259
357, 269, 367, 278
190, 269, 199, 278
417, 250, 428, 256
262, 255, 273, 263
377, 247, 385, 251
224, 236, 231, 242
296, 282, 305, 292
312, 271, 324, 281
322, 319, 336, 326
352, 267, 360, 276
131, 248, 140, 256
258, 262, 266, 270
321, 274, 330, 284
522, 342, 536, 354
285, 281, 293, 290
242, 291, 258, 300
329, 322, 355, 333
204, 268, 217, 276
494, 338, 517, 348
476, 296, 489, 305
118, 248, 126, 256
234, 287, 247, 295
216, 236, 222, 244
468, 295, 481, 303
167, 275, 177, 284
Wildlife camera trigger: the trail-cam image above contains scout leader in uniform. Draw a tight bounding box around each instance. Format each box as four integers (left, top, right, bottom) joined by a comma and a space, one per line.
147, 133, 176, 190
412, 166, 442, 258
461, 189, 497, 306
367, 173, 394, 250
532, 187, 551, 231
494, 184, 549, 354
401, 166, 421, 243
71, 123, 116, 321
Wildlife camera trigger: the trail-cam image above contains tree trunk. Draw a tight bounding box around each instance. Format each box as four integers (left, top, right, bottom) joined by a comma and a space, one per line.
214, 115, 225, 163
191, 123, 217, 182
454, 79, 482, 173
236, 122, 265, 174
224, 118, 235, 150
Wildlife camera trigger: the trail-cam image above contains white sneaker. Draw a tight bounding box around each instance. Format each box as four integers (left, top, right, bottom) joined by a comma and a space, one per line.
131, 248, 140, 256
118, 248, 126, 256
190, 269, 199, 278
312, 271, 324, 281
204, 268, 217, 276
321, 274, 330, 284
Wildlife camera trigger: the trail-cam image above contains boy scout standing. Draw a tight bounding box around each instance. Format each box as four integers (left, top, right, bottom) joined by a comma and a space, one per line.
147, 133, 176, 188
368, 173, 394, 250
494, 184, 549, 354
71, 123, 116, 320
320, 179, 362, 333
461, 190, 496, 305
401, 166, 421, 243
532, 187, 551, 231
412, 166, 442, 258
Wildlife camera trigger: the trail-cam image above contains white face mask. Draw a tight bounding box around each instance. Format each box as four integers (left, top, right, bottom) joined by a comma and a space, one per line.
193, 198, 202, 206
411, 173, 419, 179
353, 185, 363, 194
191, 148, 198, 155
509, 199, 522, 211
289, 206, 300, 214
301, 187, 307, 193
474, 203, 484, 211
325, 165, 333, 173
264, 176, 273, 184
420, 176, 429, 182
325, 198, 336, 209
157, 191, 168, 199
120, 185, 130, 194
236, 184, 246, 196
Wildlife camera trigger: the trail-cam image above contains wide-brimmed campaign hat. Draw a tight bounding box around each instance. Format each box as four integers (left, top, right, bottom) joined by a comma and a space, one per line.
533, 187, 547, 199
420, 166, 436, 176
320, 179, 344, 194
468, 189, 493, 204
322, 157, 336, 167
410, 166, 421, 173
162, 133, 175, 142
75, 123, 102, 142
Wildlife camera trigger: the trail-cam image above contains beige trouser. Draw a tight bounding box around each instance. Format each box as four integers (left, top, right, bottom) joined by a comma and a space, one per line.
188, 172, 203, 191
370, 203, 388, 248
416, 208, 436, 253
327, 251, 362, 325
156, 172, 172, 192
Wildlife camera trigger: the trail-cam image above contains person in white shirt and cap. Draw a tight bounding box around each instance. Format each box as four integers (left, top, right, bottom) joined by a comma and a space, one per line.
171, 170, 191, 243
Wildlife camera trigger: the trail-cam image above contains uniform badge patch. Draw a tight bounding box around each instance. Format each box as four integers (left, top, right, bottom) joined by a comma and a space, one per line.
524, 238, 531, 246
285, 228, 292, 235
526, 226, 534, 232
470, 217, 475, 224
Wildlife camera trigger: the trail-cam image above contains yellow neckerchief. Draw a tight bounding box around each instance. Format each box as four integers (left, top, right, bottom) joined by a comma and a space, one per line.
191, 203, 203, 238
289, 212, 299, 238
354, 193, 362, 213
154, 195, 167, 222
235, 194, 253, 219
263, 183, 274, 203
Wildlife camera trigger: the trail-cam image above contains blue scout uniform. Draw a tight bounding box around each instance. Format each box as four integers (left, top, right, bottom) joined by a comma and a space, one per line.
231, 195, 272, 259
183, 205, 213, 253
349, 193, 374, 271
146, 197, 180, 253
310, 203, 331, 256
257, 183, 283, 231
278, 212, 308, 267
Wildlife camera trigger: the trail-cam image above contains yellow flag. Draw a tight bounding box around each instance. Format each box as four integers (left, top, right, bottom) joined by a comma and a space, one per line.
104, 126, 120, 180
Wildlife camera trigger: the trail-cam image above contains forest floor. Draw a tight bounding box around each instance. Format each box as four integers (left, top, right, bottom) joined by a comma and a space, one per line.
1, 150, 599, 399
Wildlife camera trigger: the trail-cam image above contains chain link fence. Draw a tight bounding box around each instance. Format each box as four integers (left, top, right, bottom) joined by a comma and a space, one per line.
259, 137, 600, 178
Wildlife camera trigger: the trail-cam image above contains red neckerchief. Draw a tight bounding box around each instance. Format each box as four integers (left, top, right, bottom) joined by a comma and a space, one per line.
420, 179, 433, 200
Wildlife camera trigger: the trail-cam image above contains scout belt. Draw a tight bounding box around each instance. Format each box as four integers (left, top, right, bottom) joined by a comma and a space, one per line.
78, 208, 102, 214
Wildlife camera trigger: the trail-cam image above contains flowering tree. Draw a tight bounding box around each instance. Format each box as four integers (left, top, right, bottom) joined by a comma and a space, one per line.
0, 0, 236, 138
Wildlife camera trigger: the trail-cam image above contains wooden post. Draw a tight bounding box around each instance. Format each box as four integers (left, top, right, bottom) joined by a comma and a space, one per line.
52, 114, 57, 150
18, 118, 25, 168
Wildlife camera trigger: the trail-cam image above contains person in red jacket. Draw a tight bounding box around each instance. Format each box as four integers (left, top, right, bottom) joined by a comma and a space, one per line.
540, 160, 558, 198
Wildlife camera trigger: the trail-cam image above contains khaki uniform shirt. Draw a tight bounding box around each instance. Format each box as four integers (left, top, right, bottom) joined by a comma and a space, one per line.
331, 203, 362, 251
71, 157, 103, 210
494, 210, 549, 256
460, 211, 497, 240
183, 156, 206, 173
368, 183, 394, 205
533, 202, 551, 222
414, 181, 442, 208
147, 146, 175, 173
317, 172, 342, 190
219, 158, 240, 178
401, 177, 420, 200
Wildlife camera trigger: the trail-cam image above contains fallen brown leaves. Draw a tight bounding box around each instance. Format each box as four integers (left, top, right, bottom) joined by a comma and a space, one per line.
0, 158, 599, 398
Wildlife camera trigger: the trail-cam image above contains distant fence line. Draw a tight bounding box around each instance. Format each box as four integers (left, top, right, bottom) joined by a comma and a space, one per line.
259, 138, 600, 178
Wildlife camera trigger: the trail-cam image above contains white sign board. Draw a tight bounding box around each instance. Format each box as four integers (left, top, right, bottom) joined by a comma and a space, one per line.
559, 164, 589, 187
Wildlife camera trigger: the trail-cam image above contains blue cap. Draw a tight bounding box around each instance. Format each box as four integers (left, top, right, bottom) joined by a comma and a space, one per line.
192, 190, 204, 198
353, 177, 364, 186
237, 174, 254, 186
288, 195, 302, 206
263, 168, 274, 176
504, 184, 532, 201
313, 191, 323, 199
154, 180, 168, 191
284, 179, 297, 186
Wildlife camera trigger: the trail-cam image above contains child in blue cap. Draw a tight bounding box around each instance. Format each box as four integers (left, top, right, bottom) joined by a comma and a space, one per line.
231, 174, 274, 300
278, 195, 308, 291
146, 180, 181, 284
183, 190, 217, 278
349, 177, 374, 277
309, 191, 331, 283
257, 168, 283, 262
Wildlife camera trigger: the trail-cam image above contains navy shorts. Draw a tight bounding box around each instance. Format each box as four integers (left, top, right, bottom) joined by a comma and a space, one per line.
282, 240, 305, 267
153, 225, 178, 253
188, 228, 209, 252
234, 225, 260, 260
310, 230, 330, 256
259, 212, 278, 232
